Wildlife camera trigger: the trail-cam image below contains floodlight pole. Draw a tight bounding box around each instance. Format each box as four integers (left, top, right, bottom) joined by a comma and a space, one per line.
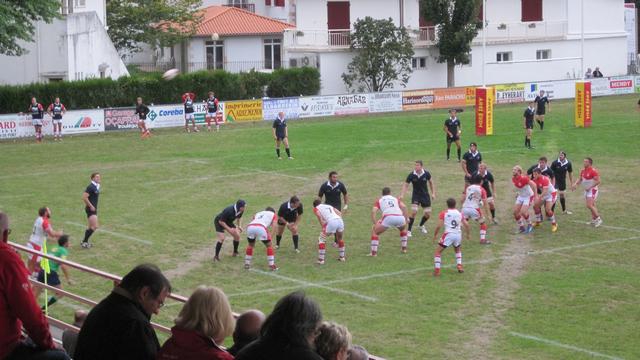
482, 0, 487, 87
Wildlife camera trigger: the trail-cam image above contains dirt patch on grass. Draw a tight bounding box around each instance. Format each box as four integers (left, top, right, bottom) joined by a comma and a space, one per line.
163, 243, 214, 280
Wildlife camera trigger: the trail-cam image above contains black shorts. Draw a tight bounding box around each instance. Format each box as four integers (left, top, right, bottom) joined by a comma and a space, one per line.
536, 109, 546, 116
525, 121, 534, 129
556, 178, 567, 191
276, 135, 287, 141
37, 270, 61, 286
214, 219, 235, 233
411, 195, 431, 208
85, 207, 97, 218
446, 135, 459, 144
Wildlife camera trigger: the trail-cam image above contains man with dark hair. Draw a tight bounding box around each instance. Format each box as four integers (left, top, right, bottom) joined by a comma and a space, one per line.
534, 90, 550, 130
400, 160, 436, 236
26, 206, 63, 277
432, 198, 469, 276
527, 157, 555, 189
75, 264, 171, 360
0, 211, 69, 360
551, 151, 574, 214
81, 172, 101, 249
35, 235, 73, 310
461, 142, 482, 185
273, 111, 293, 160
523, 101, 535, 148
443, 108, 462, 161
370, 187, 409, 256
244, 206, 278, 271
312, 198, 346, 264
475, 163, 498, 224
228, 309, 266, 356
135, 97, 151, 138
573, 157, 602, 227
235, 291, 323, 360
28, 97, 45, 143
47, 97, 66, 141
213, 200, 246, 261
318, 171, 349, 211
276, 196, 303, 252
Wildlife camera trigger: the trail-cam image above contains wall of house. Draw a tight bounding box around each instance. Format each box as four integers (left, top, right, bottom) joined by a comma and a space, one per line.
567, 0, 625, 35
71, 0, 107, 27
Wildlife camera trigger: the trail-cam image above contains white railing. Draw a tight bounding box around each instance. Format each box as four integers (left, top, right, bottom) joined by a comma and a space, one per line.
416, 26, 437, 44
475, 20, 568, 43
284, 29, 352, 49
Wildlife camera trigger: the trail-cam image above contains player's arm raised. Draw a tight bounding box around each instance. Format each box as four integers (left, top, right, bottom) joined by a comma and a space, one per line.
44, 224, 63, 239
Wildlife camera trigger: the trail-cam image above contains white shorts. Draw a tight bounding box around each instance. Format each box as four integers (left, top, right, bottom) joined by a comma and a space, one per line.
462, 207, 482, 221
542, 191, 557, 204
246, 224, 270, 241
584, 188, 599, 200
185, 113, 195, 120
515, 195, 533, 206
380, 214, 406, 228
52, 118, 62, 124
439, 232, 462, 248
26, 242, 42, 263
32, 119, 43, 126
325, 218, 344, 234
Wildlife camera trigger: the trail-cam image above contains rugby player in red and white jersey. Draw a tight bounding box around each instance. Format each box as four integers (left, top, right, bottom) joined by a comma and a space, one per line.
572, 157, 602, 227
512, 165, 537, 234
532, 168, 559, 232
461, 175, 490, 244
312, 199, 345, 265
369, 187, 409, 256
244, 207, 278, 271
26, 207, 63, 278
432, 198, 469, 276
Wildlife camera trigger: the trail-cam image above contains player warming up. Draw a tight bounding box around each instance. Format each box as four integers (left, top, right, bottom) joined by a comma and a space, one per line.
275, 196, 303, 252
532, 168, 559, 232
28, 97, 45, 143
461, 176, 491, 244
551, 151, 574, 214
400, 160, 436, 236
312, 199, 346, 265
205, 91, 220, 132
26, 207, 63, 277
81, 173, 101, 249
183, 92, 198, 132
244, 207, 278, 271
432, 198, 469, 276
272, 111, 292, 159
47, 97, 66, 141
476, 163, 498, 224
213, 200, 246, 261
512, 166, 537, 234
573, 157, 602, 227
523, 101, 535, 149
534, 90, 550, 130
135, 97, 151, 138
444, 108, 462, 161
370, 187, 409, 256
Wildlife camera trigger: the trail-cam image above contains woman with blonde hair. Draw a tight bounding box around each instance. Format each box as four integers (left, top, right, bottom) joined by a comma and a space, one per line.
314, 322, 352, 360
157, 286, 235, 360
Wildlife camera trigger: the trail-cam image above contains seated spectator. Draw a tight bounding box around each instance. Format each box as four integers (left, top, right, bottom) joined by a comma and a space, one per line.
592, 66, 603, 78
74, 264, 171, 360
347, 345, 369, 360
0, 211, 70, 360
314, 322, 352, 360
235, 291, 323, 360
157, 286, 236, 360
584, 68, 592, 79
62, 309, 87, 358
228, 310, 266, 356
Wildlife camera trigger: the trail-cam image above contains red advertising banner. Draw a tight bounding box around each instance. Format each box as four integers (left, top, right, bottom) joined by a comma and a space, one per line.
475, 87, 494, 136
575, 82, 592, 128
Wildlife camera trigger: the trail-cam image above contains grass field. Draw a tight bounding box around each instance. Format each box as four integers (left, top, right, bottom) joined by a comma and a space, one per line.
1, 94, 639, 359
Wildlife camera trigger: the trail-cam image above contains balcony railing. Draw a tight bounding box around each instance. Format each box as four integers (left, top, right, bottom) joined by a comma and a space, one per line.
417, 26, 437, 44
223, 2, 255, 13
475, 20, 568, 43
126, 60, 282, 74
284, 29, 352, 49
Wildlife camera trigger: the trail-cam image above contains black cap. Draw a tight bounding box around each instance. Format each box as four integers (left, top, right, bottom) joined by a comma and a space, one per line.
236, 199, 246, 208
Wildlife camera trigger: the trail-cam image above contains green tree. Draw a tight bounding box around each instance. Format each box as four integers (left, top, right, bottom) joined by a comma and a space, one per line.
342, 17, 414, 93
0, 0, 60, 56
421, 0, 480, 87
107, 0, 202, 55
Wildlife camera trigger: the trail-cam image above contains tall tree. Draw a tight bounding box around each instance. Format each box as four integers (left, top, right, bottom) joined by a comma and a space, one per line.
107, 0, 202, 55
0, 0, 60, 56
342, 17, 414, 93
421, 0, 480, 87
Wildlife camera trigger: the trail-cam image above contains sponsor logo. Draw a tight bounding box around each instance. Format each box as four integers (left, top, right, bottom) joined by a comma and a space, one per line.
403, 95, 434, 105
148, 111, 157, 121
301, 103, 309, 111
0, 121, 17, 129
336, 95, 367, 106
64, 116, 97, 129
610, 80, 632, 88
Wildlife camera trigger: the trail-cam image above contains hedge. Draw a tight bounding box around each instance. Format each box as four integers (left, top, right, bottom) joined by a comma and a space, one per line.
0, 67, 320, 113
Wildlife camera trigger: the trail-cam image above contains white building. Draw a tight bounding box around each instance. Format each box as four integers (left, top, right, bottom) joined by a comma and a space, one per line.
0, 0, 128, 85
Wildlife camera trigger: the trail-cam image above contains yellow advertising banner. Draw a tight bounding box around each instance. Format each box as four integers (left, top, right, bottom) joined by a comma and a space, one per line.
574, 82, 592, 128
494, 83, 526, 104
224, 100, 263, 123
475, 87, 494, 136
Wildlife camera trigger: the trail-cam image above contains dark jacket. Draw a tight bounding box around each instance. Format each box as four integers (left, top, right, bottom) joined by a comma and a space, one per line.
234, 339, 323, 360
74, 290, 160, 360
157, 326, 234, 360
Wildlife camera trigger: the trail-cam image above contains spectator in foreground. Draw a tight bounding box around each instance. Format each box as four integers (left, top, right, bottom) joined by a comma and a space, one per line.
62, 310, 87, 358
592, 67, 603, 78
0, 211, 69, 360
74, 264, 171, 360
235, 291, 323, 360
228, 309, 266, 355
157, 286, 236, 360
348, 345, 369, 360
314, 321, 352, 360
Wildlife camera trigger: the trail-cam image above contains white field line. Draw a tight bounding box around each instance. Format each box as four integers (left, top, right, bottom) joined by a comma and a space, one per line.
570, 220, 640, 234
509, 332, 624, 360
65, 221, 153, 245
147, 166, 317, 186
249, 268, 378, 302
239, 167, 311, 181
227, 235, 640, 298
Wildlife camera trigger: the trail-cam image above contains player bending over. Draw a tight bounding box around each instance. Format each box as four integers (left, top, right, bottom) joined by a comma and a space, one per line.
244, 207, 278, 271
461, 175, 491, 244
532, 168, 558, 232
213, 200, 246, 261
370, 187, 409, 256
512, 166, 537, 234
312, 199, 345, 265
432, 198, 469, 276
275, 196, 303, 252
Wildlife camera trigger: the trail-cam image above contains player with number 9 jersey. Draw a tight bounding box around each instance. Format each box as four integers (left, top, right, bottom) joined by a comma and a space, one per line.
432, 198, 468, 276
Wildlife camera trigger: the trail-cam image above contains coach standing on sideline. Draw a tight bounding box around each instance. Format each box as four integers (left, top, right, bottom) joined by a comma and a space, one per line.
81, 172, 101, 249
273, 111, 293, 160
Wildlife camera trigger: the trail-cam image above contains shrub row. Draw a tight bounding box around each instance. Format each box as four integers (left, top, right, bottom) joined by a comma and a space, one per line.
0, 67, 320, 113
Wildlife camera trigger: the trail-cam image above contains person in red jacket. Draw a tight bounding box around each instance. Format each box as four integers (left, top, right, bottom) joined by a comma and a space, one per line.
157, 286, 235, 360
0, 211, 69, 360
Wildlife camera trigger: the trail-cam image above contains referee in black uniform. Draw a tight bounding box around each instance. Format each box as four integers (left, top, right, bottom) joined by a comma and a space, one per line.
81, 172, 101, 249
534, 90, 550, 130
276, 196, 303, 252
523, 101, 535, 149
443, 108, 462, 161
550, 151, 574, 214
213, 200, 246, 261
272, 111, 293, 160
461, 142, 482, 185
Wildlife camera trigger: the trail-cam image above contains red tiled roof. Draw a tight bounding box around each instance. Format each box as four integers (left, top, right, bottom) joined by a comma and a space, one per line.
196, 6, 294, 37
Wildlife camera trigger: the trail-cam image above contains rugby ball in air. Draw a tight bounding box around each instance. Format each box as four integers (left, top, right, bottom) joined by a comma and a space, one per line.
162, 68, 180, 80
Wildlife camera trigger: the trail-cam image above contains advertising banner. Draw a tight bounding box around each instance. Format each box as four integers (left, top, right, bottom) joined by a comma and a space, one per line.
0, 113, 53, 140
475, 87, 494, 136
224, 100, 263, 122
334, 94, 370, 115
525, 82, 556, 101
368, 92, 403, 113
550, 80, 576, 100
298, 96, 337, 118
147, 104, 184, 129
402, 88, 468, 111
465, 87, 476, 105
575, 82, 592, 128
608, 77, 634, 95
494, 83, 526, 104
263, 98, 300, 121
104, 107, 137, 131
590, 78, 611, 97
62, 109, 105, 135
636, 76, 640, 93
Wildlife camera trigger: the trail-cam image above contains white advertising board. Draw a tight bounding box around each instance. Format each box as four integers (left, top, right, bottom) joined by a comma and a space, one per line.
0, 113, 53, 140
298, 96, 338, 118
263, 98, 300, 121
334, 94, 370, 115
62, 109, 105, 135
368, 92, 403, 113
147, 104, 185, 129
